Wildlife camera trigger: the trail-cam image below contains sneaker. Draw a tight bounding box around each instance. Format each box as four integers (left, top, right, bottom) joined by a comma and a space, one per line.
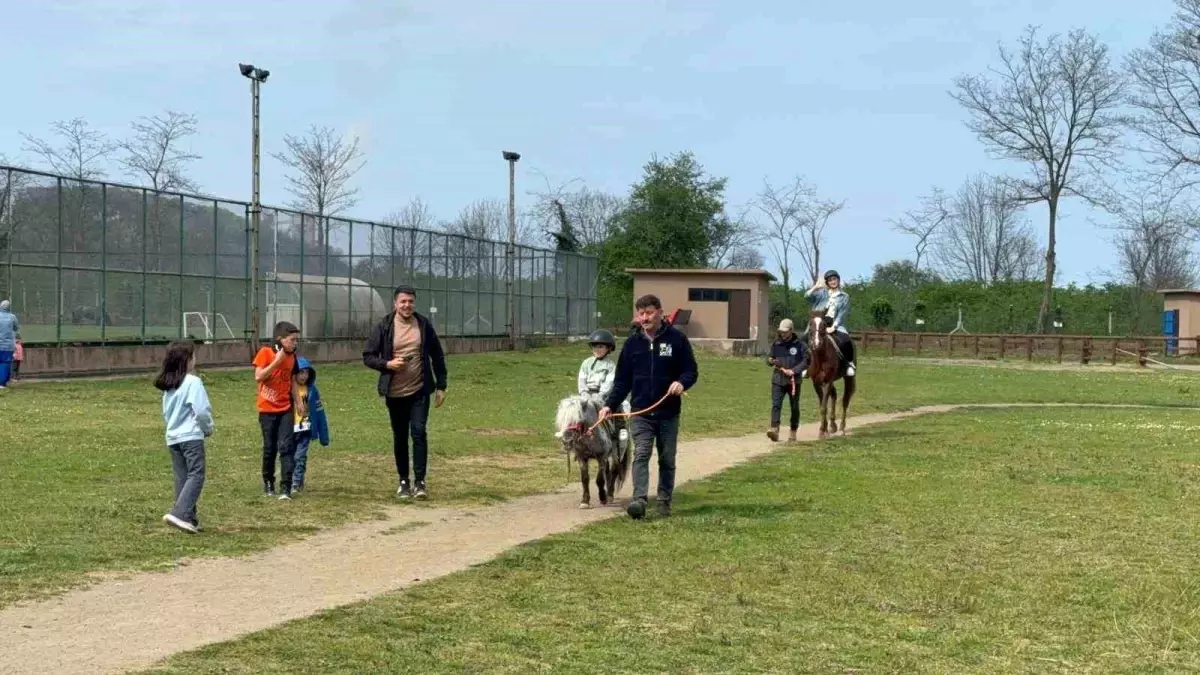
191, 519, 204, 533
397, 480, 412, 500
767, 427, 779, 442
414, 481, 428, 500
278, 490, 292, 501
657, 501, 672, 518
264, 480, 275, 497
163, 513, 198, 534
846, 363, 856, 377
627, 499, 646, 520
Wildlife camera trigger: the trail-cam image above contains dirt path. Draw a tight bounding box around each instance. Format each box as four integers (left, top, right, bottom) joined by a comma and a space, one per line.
0, 403, 1190, 675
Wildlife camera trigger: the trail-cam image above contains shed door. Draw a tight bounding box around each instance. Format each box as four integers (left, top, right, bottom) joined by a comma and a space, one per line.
727, 290, 751, 339
1164, 309, 1180, 355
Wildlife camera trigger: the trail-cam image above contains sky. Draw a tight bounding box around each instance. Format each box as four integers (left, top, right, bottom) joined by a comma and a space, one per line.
0, 0, 1181, 286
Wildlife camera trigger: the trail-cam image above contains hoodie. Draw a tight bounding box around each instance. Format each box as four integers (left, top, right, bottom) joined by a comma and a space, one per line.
604, 321, 698, 421
294, 357, 331, 446
162, 373, 215, 445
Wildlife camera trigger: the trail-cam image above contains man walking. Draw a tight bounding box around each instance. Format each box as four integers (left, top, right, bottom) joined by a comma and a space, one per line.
362, 285, 447, 500
600, 294, 698, 519
766, 318, 804, 442
0, 300, 19, 389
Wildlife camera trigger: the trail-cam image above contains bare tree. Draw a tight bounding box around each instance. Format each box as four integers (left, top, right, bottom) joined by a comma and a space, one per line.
1126, 0, 1200, 182
933, 174, 1043, 283
21, 118, 117, 180
271, 125, 366, 251
119, 110, 200, 192
727, 245, 765, 269
1107, 180, 1198, 325
952, 26, 1125, 331
372, 197, 437, 272
753, 176, 845, 311
890, 187, 949, 271
708, 206, 761, 268
527, 172, 625, 249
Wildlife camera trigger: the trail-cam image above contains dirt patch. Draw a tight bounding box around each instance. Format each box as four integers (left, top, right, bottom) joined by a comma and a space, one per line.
0, 403, 1192, 675
451, 452, 555, 469
470, 428, 536, 437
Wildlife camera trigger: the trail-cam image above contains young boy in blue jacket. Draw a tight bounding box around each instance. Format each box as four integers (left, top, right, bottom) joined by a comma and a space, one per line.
290, 356, 330, 493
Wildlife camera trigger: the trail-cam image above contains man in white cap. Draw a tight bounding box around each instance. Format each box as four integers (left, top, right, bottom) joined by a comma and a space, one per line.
765, 317, 806, 441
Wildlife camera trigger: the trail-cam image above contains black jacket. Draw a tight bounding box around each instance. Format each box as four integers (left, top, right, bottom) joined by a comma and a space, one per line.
766, 334, 807, 387
604, 321, 698, 420
362, 311, 448, 398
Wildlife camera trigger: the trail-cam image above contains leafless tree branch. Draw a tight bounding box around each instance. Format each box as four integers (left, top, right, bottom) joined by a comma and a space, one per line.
271, 125, 366, 250
119, 110, 200, 193
20, 118, 117, 181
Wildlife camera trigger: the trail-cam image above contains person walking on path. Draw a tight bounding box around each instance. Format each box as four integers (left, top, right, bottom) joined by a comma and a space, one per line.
289, 356, 330, 493
599, 293, 698, 520
155, 341, 214, 534
0, 300, 19, 389
766, 318, 805, 442
362, 285, 447, 501
253, 322, 300, 500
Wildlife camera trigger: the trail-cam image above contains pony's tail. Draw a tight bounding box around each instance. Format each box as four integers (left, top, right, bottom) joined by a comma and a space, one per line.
606, 424, 632, 494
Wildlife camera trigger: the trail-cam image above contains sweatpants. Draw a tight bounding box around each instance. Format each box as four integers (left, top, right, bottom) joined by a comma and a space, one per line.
770, 381, 800, 430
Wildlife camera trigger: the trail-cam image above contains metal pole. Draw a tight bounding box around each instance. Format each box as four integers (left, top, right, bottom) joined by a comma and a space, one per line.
503, 151, 520, 347
248, 76, 262, 356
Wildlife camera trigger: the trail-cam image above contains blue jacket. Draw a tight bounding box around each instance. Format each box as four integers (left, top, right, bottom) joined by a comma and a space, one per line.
604, 321, 699, 421
162, 373, 214, 446
295, 357, 331, 446
0, 309, 17, 352
805, 287, 851, 332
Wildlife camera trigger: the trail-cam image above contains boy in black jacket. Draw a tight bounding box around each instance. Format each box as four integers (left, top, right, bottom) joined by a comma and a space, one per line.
601, 294, 699, 519
766, 318, 806, 442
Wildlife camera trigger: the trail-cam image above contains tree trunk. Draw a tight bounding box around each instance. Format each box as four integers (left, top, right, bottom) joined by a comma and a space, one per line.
1036, 196, 1058, 334
781, 268, 791, 318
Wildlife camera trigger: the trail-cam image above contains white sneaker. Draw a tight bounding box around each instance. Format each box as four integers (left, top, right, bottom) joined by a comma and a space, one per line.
163, 513, 198, 534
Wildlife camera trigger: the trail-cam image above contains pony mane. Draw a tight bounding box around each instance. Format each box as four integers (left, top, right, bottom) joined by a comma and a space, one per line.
555, 394, 597, 432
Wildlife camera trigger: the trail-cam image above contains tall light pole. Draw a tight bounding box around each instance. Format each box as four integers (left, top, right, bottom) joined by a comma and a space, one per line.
240, 63, 269, 356
502, 150, 520, 348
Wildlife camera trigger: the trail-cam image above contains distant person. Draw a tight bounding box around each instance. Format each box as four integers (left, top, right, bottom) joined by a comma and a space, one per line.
12, 333, 22, 382
803, 270, 856, 377
155, 341, 214, 534
766, 318, 805, 442
599, 293, 699, 520
289, 356, 330, 493
0, 300, 18, 389
253, 321, 300, 500
363, 286, 448, 501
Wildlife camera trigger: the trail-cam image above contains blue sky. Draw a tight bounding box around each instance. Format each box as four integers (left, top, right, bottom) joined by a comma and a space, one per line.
0, 0, 1178, 286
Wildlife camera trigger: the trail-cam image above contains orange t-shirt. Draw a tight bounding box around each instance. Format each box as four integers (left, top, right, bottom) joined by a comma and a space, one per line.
253, 347, 296, 413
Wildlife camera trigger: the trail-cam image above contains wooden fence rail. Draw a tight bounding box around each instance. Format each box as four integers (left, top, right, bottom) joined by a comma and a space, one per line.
855, 331, 1200, 367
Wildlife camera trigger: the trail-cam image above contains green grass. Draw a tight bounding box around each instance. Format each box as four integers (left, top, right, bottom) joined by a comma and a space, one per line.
148, 407, 1200, 673
0, 344, 1198, 609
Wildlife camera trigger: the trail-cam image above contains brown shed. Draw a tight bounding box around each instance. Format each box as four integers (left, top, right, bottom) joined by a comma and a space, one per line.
1159, 289, 1200, 354
627, 268, 776, 354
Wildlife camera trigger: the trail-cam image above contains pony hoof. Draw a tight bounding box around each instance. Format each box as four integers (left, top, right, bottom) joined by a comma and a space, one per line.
579, 502, 591, 510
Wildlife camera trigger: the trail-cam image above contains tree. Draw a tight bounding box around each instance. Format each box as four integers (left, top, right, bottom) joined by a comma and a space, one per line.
119, 111, 200, 193
527, 173, 625, 250
754, 176, 845, 313
444, 198, 539, 245
600, 151, 726, 289
21, 118, 117, 180
952, 26, 1124, 331
890, 187, 949, 271
869, 297, 895, 329
933, 174, 1043, 283
271, 125, 366, 250
1107, 180, 1198, 325
727, 245, 765, 269
1126, 0, 1200, 182
707, 206, 760, 268
870, 259, 941, 290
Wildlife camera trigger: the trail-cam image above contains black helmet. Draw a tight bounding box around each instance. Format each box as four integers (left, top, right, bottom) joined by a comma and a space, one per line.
824, 269, 840, 282
587, 329, 615, 348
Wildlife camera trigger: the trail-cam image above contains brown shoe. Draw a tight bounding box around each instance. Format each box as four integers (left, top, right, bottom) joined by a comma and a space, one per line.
767, 426, 779, 442
788, 429, 798, 442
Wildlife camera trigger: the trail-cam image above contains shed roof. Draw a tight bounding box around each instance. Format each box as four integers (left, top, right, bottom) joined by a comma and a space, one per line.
626, 268, 778, 282
1158, 288, 1200, 296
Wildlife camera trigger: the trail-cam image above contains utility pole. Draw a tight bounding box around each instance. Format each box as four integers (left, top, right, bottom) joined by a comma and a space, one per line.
502, 150, 520, 348
240, 63, 269, 357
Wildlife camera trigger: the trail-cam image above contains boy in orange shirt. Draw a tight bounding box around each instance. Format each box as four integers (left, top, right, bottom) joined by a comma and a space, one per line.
253, 321, 300, 499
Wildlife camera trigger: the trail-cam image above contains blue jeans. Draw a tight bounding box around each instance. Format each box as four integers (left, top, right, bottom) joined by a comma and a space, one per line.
168, 440, 206, 525
292, 435, 312, 489
0, 350, 11, 387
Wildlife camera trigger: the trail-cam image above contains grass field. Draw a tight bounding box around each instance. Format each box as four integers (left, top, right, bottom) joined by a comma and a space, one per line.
0, 345, 1198, 612
147, 406, 1200, 673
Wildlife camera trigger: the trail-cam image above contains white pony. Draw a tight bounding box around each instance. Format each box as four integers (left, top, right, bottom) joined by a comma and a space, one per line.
554, 394, 631, 509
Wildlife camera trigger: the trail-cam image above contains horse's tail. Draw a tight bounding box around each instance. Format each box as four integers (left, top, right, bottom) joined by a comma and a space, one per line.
606, 423, 632, 493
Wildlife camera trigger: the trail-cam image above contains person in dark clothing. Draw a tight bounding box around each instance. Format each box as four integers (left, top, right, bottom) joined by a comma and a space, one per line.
600, 294, 699, 520
766, 318, 806, 442
362, 285, 448, 500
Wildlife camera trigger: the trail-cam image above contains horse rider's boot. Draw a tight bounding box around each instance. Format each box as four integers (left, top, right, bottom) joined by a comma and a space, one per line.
788, 429, 797, 442
846, 362, 856, 377
767, 426, 780, 442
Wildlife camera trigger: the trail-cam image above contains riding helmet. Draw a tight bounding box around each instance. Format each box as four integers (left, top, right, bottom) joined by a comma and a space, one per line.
587, 329, 616, 348
824, 269, 840, 282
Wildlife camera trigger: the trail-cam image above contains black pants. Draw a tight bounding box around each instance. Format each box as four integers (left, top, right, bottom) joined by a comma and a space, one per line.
387, 393, 430, 484
770, 381, 800, 430
833, 332, 856, 365
259, 411, 295, 490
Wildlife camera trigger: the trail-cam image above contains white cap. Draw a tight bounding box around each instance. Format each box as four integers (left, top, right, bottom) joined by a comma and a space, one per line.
778, 318, 793, 332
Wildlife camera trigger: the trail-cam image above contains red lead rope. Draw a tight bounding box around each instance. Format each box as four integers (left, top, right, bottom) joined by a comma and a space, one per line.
586, 391, 686, 435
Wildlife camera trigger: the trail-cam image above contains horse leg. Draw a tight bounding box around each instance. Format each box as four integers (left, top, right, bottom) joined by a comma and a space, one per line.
579, 459, 591, 509
597, 461, 608, 506
828, 384, 839, 433
812, 379, 829, 438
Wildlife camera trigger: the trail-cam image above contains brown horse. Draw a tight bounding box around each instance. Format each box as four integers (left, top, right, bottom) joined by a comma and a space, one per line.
806, 311, 856, 437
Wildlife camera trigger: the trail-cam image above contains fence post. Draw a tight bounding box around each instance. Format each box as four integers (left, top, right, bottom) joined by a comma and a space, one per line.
1026, 337, 1034, 362
973, 335, 980, 358
999, 335, 1006, 359
1055, 336, 1063, 363
1110, 339, 1118, 366
916, 333, 922, 356
1080, 337, 1091, 365
888, 332, 895, 356
948, 333, 954, 357
1138, 341, 1147, 367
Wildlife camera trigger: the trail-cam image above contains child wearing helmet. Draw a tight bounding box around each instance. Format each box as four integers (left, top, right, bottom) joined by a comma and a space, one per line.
803, 269, 856, 377
578, 329, 629, 444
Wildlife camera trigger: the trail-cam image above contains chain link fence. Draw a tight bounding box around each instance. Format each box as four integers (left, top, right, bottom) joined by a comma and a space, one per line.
0, 165, 598, 345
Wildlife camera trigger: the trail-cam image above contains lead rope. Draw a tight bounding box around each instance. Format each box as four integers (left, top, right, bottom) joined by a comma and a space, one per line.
586, 391, 687, 435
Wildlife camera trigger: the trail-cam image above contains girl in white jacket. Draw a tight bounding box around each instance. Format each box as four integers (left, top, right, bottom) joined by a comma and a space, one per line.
577, 329, 629, 444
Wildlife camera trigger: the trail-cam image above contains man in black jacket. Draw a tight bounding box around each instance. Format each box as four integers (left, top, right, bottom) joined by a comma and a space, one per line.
600, 294, 699, 519
362, 285, 448, 500
766, 318, 806, 442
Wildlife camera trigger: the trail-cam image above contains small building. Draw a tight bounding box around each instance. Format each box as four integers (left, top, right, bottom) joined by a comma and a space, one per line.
627, 268, 775, 354
1159, 289, 1200, 354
